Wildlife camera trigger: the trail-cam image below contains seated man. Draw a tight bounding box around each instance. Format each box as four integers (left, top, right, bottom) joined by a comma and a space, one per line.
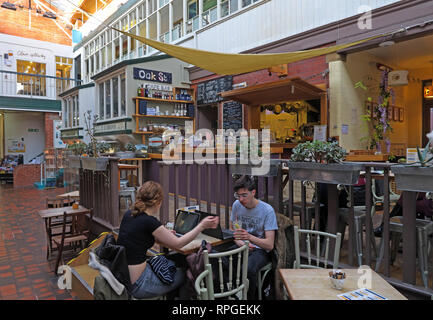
228, 175, 278, 300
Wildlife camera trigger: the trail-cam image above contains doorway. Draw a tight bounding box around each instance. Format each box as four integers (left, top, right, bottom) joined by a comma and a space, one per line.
197, 105, 218, 135
422, 79, 433, 146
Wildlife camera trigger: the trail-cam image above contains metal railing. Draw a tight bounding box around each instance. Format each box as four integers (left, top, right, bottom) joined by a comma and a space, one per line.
0, 70, 82, 99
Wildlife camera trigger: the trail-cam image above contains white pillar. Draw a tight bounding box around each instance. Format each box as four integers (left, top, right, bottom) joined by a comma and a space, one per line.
183, 0, 187, 35
169, 2, 173, 42
199, 0, 203, 28
157, 10, 161, 42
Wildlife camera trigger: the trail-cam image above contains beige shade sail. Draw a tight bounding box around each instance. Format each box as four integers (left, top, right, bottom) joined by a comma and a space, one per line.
113, 27, 386, 76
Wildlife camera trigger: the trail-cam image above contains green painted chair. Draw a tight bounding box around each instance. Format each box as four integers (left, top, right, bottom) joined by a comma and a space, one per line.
195, 241, 249, 300
294, 226, 342, 269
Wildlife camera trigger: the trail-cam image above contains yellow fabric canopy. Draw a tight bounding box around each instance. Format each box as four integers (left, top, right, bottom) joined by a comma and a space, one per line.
114, 28, 385, 76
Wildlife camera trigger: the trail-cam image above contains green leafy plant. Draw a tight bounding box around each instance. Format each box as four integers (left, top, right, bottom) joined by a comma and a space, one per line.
355, 70, 394, 152
125, 143, 137, 152
67, 141, 87, 155
290, 141, 346, 164
97, 142, 112, 154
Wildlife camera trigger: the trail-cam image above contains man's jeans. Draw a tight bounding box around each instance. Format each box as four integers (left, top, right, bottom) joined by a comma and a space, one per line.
225, 244, 271, 300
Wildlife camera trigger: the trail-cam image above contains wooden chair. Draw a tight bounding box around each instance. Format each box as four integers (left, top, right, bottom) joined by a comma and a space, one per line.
294, 226, 342, 269
45, 196, 72, 259
53, 208, 93, 274
195, 241, 249, 300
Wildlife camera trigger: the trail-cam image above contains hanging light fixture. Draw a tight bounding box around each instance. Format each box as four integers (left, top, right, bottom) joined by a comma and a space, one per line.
424, 61, 433, 99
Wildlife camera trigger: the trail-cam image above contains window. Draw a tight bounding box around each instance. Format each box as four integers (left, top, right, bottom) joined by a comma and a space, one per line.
112, 77, 119, 118
188, 0, 197, 20
105, 80, 111, 119
120, 74, 126, 116
16, 60, 46, 96
99, 73, 125, 120
99, 83, 104, 120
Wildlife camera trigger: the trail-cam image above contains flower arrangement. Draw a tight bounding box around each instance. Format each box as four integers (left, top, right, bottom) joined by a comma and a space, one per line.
355, 69, 394, 152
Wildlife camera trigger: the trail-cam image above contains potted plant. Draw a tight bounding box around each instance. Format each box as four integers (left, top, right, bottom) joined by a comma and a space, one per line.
80, 111, 109, 171
392, 131, 433, 192
116, 143, 136, 159
67, 141, 86, 168
286, 141, 363, 185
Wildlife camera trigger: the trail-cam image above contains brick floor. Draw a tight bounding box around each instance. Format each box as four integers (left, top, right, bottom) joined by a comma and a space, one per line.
0, 184, 74, 300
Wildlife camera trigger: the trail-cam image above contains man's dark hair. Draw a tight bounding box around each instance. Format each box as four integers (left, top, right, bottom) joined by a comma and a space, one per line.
234, 175, 256, 193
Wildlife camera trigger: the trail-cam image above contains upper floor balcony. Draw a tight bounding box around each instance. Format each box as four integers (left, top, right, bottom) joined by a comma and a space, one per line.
0, 70, 81, 101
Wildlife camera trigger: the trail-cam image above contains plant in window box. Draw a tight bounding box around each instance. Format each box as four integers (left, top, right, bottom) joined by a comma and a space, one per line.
80, 111, 109, 171
392, 131, 433, 192
67, 141, 87, 168
287, 141, 363, 185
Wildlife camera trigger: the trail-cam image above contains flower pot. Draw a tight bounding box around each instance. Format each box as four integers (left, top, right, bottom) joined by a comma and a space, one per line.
68, 155, 82, 169
392, 165, 433, 192
229, 159, 280, 177
115, 151, 136, 159
286, 162, 364, 185
81, 157, 109, 171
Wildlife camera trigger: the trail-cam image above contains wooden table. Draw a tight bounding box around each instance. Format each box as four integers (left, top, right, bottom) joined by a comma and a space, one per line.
173, 233, 232, 255
38, 205, 90, 219
279, 268, 407, 300
56, 190, 80, 200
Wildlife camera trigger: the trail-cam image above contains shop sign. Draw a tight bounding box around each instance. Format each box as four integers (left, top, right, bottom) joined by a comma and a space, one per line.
61, 129, 80, 138
94, 120, 127, 134
133, 67, 172, 84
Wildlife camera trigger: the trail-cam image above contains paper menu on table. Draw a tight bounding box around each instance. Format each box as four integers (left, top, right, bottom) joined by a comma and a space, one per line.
337, 288, 388, 300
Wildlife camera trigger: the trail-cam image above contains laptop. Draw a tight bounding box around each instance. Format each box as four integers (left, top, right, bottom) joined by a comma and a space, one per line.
173, 210, 201, 237
195, 210, 235, 240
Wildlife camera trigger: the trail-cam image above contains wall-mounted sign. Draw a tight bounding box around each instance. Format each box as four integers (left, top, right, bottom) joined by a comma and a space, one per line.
133, 67, 172, 84
7, 138, 25, 153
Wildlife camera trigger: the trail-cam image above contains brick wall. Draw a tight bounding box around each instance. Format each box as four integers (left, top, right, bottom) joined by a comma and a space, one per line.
44, 112, 60, 149
13, 164, 42, 188
0, 4, 71, 46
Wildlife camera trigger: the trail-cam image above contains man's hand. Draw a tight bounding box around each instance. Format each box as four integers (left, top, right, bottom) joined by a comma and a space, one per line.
234, 228, 250, 241
234, 239, 255, 252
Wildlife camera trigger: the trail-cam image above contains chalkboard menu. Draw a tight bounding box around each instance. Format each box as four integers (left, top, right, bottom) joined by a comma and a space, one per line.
197, 76, 233, 105
223, 101, 243, 130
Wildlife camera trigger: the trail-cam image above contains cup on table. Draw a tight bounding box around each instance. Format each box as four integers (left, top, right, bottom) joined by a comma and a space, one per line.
72, 202, 79, 210
329, 270, 346, 290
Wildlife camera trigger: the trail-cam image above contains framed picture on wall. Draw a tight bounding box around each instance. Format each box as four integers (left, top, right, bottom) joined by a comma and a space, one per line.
371, 103, 378, 118
399, 108, 404, 122
388, 106, 393, 121
393, 106, 399, 121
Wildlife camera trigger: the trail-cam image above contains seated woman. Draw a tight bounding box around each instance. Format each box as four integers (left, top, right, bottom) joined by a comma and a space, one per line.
117, 180, 219, 299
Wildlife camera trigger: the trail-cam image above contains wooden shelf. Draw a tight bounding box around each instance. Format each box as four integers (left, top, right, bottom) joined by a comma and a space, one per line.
133, 96, 194, 104
133, 114, 194, 120
133, 131, 155, 135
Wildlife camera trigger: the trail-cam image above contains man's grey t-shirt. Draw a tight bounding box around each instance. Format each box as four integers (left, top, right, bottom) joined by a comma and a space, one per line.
230, 200, 278, 250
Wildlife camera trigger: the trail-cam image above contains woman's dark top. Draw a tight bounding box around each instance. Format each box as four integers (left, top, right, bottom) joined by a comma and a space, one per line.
117, 210, 162, 265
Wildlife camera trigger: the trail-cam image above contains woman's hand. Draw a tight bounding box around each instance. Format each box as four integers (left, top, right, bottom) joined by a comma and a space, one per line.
199, 216, 219, 230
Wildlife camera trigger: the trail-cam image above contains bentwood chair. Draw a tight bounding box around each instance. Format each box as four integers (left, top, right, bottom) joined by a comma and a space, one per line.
45, 196, 72, 259
293, 226, 342, 269
195, 241, 249, 300
53, 208, 93, 274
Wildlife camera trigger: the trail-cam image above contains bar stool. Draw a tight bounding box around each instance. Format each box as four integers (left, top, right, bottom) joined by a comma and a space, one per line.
375, 216, 433, 288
